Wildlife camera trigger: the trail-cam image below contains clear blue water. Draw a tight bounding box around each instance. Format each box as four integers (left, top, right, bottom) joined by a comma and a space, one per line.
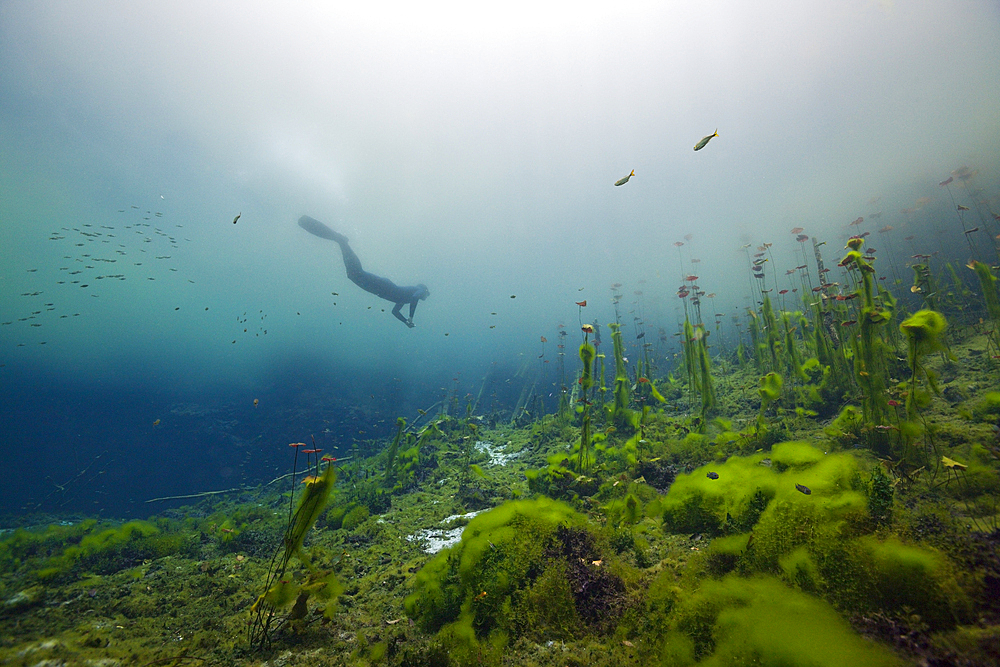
2, 1, 999, 517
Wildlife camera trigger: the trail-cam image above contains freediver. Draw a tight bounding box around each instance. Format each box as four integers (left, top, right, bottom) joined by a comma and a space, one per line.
298, 215, 429, 328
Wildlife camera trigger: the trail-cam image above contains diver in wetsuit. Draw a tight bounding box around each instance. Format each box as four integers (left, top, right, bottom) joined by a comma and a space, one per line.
298, 215, 429, 328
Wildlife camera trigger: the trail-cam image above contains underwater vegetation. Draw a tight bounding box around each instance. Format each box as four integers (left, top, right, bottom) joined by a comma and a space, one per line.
3, 174, 1000, 666
248, 444, 341, 650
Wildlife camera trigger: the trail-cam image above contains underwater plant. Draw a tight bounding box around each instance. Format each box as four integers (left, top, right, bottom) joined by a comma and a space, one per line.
606, 322, 633, 428
759, 371, 783, 413
970, 260, 1000, 356
382, 417, 405, 488
899, 309, 949, 419
248, 445, 341, 650
577, 325, 596, 472
679, 318, 715, 427
455, 417, 487, 505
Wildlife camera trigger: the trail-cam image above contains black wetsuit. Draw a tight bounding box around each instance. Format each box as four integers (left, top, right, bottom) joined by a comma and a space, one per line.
298, 215, 429, 327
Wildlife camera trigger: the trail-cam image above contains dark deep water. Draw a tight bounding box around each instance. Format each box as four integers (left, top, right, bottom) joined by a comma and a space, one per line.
0, 349, 532, 519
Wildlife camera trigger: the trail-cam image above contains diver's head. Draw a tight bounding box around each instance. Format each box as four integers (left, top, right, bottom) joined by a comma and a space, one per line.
415, 284, 430, 300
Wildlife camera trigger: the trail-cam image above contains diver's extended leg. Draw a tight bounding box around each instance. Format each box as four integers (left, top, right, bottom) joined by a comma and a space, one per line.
337, 243, 365, 283
298, 215, 348, 243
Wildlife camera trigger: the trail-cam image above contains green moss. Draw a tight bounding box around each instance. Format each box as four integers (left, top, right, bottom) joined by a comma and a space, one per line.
23, 519, 194, 581
759, 372, 783, 408
706, 533, 751, 575
868, 464, 894, 527
971, 391, 1000, 422
661, 453, 776, 535
860, 536, 968, 627
342, 504, 370, 531
770, 440, 825, 471
669, 575, 903, 666
325, 505, 349, 530
779, 546, 823, 592
405, 497, 595, 651
661, 442, 855, 537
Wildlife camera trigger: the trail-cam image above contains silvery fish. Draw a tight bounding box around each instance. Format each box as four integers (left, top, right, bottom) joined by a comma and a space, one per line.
693, 130, 718, 151
614, 170, 634, 186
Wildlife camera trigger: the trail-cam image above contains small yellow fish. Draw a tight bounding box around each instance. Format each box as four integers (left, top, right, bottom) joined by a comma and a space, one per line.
693, 129, 718, 151
153, 419, 161, 426
614, 170, 634, 186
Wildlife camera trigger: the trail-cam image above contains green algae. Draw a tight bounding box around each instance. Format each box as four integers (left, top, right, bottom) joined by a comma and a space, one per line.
665, 575, 903, 667
405, 497, 588, 636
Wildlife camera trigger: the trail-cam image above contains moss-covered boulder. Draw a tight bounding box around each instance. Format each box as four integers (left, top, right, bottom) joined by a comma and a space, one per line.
405, 497, 626, 661
660, 442, 863, 536
662, 575, 904, 666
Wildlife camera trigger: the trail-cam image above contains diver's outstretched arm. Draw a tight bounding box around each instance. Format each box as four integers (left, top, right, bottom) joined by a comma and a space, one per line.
392, 302, 414, 327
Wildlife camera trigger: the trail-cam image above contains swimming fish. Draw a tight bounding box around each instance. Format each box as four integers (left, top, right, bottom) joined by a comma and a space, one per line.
253, 398, 259, 408
795, 484, 812, 495
232, 213, 241, 224
153, 419, 161, 426
706, 471, 719, 480
614, 170, 634, 186
693, 130, 718, 151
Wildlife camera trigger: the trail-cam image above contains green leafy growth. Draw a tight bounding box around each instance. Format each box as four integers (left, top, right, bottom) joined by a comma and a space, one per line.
782, 312, 807, 382
577, 338, 596, 472
911, 262, 939, 310
665, 575, 904, 666
661, 441, 858, 536
970, 261, 1000, 354
606, 322, 633, 428
868, 464, 894, 527
695, 326, 715, 424
405, 498, 593, 656
761, 295, 781, 372
899, 310, 948, 418
383, 417, 407, 489
23, 520, 193, 582
759, 372, 783, 413
249, 461, 339, 650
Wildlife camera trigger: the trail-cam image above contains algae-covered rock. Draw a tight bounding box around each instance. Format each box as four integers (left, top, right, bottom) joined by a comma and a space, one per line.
405, 497, 622, 657
3, 585, 43, 613
666, 575, 904, 666
342, 504, 370, 531
660, 442, 861, 536
972, 391, 1000, 422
